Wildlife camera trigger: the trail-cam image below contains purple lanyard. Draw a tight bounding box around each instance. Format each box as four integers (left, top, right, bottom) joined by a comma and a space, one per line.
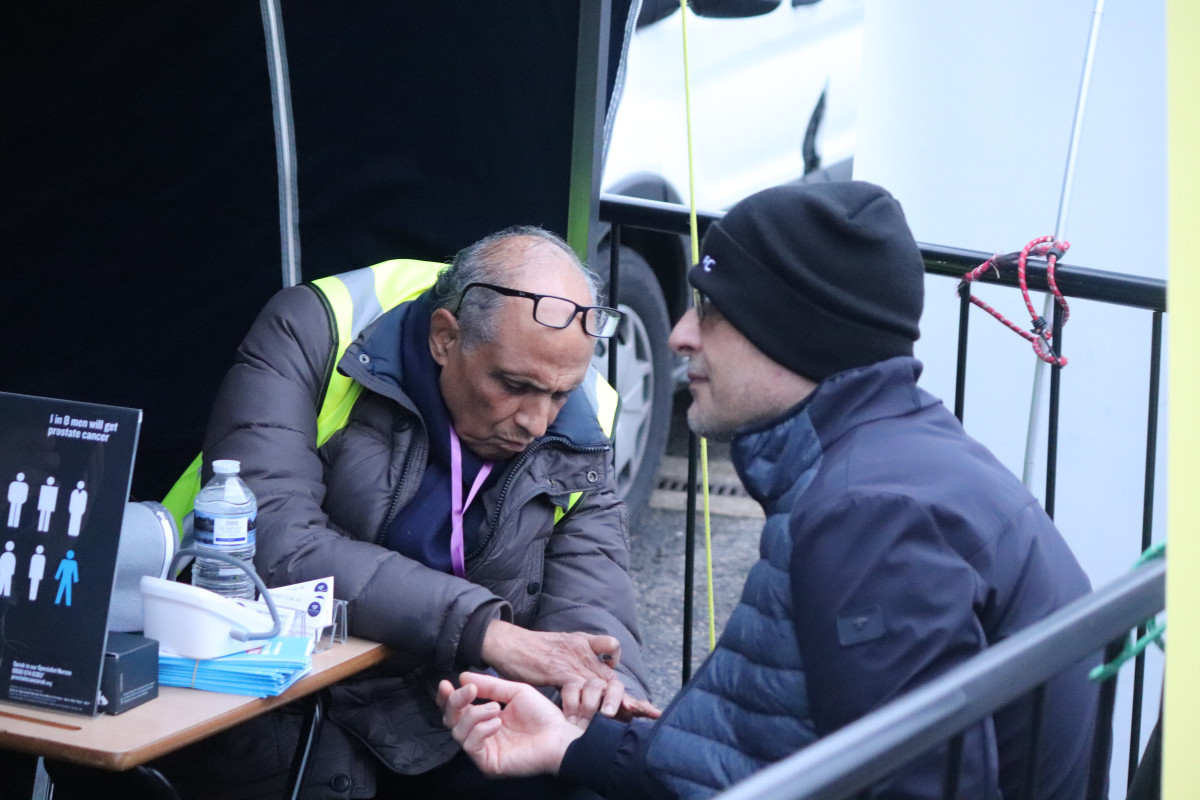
449, 425, 493, 578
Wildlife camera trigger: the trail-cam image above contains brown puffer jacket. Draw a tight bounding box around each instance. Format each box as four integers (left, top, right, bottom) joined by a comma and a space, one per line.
200, 283, 649, 797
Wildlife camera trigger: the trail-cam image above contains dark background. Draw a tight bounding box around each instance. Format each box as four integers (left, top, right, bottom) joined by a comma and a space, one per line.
2, 1, 631, 501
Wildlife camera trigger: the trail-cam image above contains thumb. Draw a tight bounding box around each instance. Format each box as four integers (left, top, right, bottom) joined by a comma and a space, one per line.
587, 634, 622, 666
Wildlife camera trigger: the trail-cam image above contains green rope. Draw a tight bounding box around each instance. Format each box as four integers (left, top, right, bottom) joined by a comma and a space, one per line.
1089, 542, 1166, 683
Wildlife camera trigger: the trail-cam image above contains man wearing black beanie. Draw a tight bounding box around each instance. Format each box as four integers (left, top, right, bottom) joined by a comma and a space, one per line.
440, 181, 1099, 800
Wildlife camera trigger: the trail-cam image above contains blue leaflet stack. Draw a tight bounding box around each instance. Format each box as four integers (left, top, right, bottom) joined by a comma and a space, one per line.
158, 635, 314, 697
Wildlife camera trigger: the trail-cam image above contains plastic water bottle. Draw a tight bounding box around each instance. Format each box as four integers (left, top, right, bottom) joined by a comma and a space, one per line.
192, 459, 258, 599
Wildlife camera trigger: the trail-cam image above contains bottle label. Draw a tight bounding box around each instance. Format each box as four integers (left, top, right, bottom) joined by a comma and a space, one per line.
194, 512, 257, 548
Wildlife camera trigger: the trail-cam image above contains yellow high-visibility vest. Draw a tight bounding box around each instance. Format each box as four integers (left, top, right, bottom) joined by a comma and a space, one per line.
161, 259, 618, 533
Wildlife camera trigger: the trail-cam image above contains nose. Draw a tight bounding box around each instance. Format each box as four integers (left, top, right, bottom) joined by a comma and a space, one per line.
668, 306, 700, 356
514, 394, 554, 440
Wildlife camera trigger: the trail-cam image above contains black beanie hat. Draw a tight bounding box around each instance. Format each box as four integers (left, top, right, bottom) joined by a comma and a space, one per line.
688, 181, 925, 382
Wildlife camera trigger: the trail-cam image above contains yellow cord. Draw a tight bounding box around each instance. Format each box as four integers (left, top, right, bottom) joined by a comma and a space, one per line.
677, 0, 718, 652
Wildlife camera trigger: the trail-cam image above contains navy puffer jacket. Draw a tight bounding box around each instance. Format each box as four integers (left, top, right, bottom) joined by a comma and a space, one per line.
563, 356, 1097, 800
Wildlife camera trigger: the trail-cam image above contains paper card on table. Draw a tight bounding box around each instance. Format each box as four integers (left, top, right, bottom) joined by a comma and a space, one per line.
230, 601, 297, 640
246, 577, 335, 639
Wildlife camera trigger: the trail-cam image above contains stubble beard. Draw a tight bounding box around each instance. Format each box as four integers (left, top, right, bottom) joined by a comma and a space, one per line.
685, 401, 736, 442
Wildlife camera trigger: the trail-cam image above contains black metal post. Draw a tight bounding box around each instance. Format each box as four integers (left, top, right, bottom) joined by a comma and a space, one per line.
1044, 303, 1065, 518
1128, 310, 1163, 783
1089, 638, 1128, 800
608, 224, 621, 390
955, 287, 971, 423
1139, 314, 1164, 555
683, 431, 698, 685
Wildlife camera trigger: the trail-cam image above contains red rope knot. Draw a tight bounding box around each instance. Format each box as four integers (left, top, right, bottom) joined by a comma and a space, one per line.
959, 235, 1071, 367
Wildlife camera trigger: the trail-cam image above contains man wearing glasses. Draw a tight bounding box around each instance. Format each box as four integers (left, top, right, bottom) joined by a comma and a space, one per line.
439, 184, 1099, 800
144, 227, 654, 799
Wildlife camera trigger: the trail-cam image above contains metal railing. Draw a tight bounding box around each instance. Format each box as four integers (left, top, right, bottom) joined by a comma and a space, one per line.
714, 559, 1165, 800
598, 193, 1168, 799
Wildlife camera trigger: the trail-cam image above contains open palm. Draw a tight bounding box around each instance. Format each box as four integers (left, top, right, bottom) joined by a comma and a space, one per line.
439, 672, 584, 777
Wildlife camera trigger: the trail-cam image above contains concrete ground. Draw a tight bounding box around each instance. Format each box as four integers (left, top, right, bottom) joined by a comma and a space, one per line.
626, 392, 763, 707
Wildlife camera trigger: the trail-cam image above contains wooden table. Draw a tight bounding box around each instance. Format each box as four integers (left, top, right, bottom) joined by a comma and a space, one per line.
0, 636, 387, 785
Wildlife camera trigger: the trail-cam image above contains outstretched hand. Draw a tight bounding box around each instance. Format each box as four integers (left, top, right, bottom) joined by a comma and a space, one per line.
438, 672, 584, 777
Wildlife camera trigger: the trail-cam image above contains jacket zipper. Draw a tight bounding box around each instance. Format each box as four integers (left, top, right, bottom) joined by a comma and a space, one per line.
467, 435, 609, 563
338, 340, 431, 547
374, 413, 429, 545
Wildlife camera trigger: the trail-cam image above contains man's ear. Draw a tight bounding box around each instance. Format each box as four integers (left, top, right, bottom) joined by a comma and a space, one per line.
429, 308, 460, 367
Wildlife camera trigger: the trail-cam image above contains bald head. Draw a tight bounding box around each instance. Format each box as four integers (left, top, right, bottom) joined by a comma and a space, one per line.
432, 226, 601, 349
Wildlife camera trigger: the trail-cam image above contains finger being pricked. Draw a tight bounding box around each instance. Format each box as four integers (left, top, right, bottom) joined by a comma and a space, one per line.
560, 677, 618, 728
588, 633, 622, 669
617, 695, 663, 721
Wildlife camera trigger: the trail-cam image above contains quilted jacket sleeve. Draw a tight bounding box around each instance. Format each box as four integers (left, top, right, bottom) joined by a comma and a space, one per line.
533, 479, 651, 701
201, 285, 507, 672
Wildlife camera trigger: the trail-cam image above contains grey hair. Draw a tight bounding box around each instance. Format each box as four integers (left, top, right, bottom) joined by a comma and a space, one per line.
431, 226, 603, 348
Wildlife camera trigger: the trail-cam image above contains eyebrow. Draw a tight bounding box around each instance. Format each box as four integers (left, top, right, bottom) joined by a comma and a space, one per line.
495, 371, 577, 396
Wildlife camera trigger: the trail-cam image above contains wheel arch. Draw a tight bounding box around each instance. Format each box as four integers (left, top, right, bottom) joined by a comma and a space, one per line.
596, 173, 692, 322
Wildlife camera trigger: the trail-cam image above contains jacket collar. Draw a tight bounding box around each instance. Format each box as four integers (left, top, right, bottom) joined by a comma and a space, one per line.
342, 294, 610, 451
730, 356, 934, 509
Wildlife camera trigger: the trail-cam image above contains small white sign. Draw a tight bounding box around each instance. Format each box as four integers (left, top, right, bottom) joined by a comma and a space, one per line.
242, 576, 336, 640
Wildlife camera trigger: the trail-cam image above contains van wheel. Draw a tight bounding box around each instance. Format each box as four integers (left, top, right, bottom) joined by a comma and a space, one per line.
593, 246, 673, 521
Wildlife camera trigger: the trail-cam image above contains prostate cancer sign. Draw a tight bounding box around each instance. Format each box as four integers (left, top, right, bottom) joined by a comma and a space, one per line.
46, 413, 123, 442
0, 392, 141, 716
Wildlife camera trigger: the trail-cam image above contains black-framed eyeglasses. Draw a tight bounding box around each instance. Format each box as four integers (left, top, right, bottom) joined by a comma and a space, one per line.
455, 282, 623, 338
693, 289, 720, 323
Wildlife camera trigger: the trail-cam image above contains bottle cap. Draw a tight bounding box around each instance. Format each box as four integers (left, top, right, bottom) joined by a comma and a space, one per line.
212, 459, 241, 474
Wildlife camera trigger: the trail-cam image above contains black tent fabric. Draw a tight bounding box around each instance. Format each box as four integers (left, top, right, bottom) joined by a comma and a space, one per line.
2, 1, 631, 501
